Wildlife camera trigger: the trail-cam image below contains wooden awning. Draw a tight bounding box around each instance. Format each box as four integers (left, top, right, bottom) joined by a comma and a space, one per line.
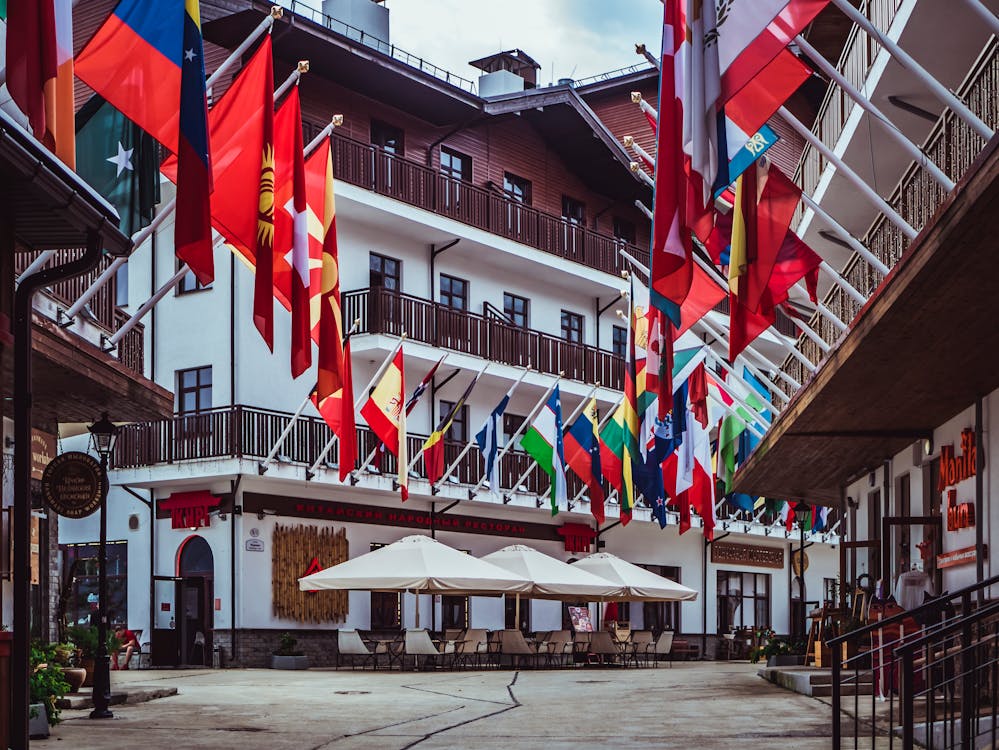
732, 137, 999, 505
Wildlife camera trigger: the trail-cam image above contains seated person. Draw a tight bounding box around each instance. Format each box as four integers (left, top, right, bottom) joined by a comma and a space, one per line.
112, 625, 140, 670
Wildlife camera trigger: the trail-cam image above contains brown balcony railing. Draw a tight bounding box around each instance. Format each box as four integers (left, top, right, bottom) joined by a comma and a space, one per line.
343, 287, 625, 389
779, 38, 999, 396
14, 249, 145, 377
322, 128, 648, 276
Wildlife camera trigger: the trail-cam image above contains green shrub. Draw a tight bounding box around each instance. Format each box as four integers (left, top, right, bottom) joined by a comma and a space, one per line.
30, 642, 70, 726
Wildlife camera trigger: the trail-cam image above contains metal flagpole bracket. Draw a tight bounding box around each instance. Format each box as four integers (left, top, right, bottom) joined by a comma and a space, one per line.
297, 60, 310, 74
270, 6, 284, 19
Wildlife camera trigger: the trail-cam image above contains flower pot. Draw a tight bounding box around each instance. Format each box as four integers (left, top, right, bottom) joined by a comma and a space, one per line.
270, 654, 309, 670
61, 666, 86, 693
80, 658, 95, 687
29, 703, 49, 739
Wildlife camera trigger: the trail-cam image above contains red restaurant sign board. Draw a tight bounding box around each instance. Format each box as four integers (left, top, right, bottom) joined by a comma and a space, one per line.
936, 544, 988, 569
159, 491, 220, 530
938, 429, 977, 492
242, 493, 564, 543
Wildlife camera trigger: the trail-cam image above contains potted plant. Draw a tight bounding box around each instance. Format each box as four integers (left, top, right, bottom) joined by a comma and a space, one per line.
66, 625, 121, 686
749, 631, 806, 667
270, 632, 309, 670
29, 642, 71, 738
51, 641, 86, 693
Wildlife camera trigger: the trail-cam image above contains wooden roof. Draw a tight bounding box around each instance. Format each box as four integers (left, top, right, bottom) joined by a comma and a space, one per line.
732, 136, 999, 505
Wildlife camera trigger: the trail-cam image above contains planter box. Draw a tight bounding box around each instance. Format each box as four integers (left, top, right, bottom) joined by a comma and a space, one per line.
29, 703, 49, 739
270, 655, 309, 670
766, 654, 805, 667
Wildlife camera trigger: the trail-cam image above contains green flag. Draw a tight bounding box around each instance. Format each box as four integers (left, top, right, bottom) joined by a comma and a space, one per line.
76, 95, 160, 237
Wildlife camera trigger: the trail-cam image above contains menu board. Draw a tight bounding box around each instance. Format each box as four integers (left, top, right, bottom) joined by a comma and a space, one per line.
567, 606, 593, 632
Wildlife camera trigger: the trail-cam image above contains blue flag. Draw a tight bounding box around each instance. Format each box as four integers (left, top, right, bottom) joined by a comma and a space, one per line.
476, 392, 510, 492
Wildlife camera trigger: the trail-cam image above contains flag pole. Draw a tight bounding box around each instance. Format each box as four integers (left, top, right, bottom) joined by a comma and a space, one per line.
104, 109, 343, 353
258, 317, 361, 475
961, 0, 999, 35
406, 361, 490, 476
307, 332, 405, 477
829, 0, 993, 141
571, 393, 624, 503
629, 161, 655, 188
800, 192, 890, 275
469, 373, 563, 497
535, 381, 603, 506
704, 371, 771, 434
709, 393, 765, 440
794, 34, 954, 191
777, 106, 917, 240
58, 7, 287, 327
698, 346, 779, 426
433, 362, 533, 491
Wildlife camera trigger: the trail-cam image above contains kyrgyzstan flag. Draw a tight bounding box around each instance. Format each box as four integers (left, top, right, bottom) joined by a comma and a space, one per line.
360, 348, 407, 500
274, 86, 311, 377
161, 37, 274, 334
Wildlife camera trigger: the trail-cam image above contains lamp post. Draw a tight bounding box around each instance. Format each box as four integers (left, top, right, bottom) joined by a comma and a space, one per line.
88, 413, 118, 720
793, 501, 811, 643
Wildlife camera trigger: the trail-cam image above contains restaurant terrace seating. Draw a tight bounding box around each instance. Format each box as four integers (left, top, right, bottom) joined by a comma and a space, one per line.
631, 630, 655, 667
652, 631, 674, 667
497, 628, 543, 669
402, 628, 456, 670
336, 629, 377, 670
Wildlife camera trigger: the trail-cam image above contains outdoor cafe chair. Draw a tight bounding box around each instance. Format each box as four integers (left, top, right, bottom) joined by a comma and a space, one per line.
652, 631, 675, 668
336, 629, 377, 670
403, 628, 455, 670
588, 631, 625, 666
572, 631, 592, 665
631, 630, 655, 667
455, 629, 489, 669
497, 629, 543, 669
542, 630, 574, 668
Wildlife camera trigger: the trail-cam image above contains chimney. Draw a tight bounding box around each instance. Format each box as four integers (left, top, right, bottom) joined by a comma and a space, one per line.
469, 49, 541, 97
322, 0, 389, 45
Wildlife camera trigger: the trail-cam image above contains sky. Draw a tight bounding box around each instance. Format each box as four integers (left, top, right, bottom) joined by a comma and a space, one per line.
290, 0, 664, 86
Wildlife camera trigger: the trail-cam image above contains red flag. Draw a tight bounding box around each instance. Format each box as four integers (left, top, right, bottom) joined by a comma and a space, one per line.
688, 362, 709, 429
725, 48, 811, 145
761, 233, 823, 314
721, 0, 830, 103
676, 264, 727, 336
307, 137, 345, 401
312, 335, 356, 483
7, 0, 58, 147
252, 44, 276, 349
161, 37, 273, 291
275, 87, 310, 376
729, 290, 775, 363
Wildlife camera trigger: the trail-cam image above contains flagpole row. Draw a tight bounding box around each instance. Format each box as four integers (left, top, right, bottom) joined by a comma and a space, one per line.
205, 6, 284, 90
704, 372, 771, 434
819, 260, 867, 307
104, 82, 340, 352
258, 393, 314, 475
406, 361, 490, 475
470, 373, 563, 495
630, 92, 657, 120
629, 161, 655, 188
830, 0, 993, 141
434, 362, 533, 490
778, 106, 917, 240
623, 136, 654, 169
307, 333, 405, 476
801, 192, 890, 275
815, 300, 848, 334
571, 393, 624, 503
708, 393, 765, 440
794, 34, 954, 191
699, 346, 779, 425
536, 381, 603, 504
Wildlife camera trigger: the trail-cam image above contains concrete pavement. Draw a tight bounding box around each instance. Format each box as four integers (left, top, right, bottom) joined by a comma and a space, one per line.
45, 662, 836, 749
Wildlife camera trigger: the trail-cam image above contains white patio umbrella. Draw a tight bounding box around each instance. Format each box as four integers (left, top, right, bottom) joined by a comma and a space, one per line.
570, 553, 699, 602
298, 535, 532, 627
481, 544, 624, 627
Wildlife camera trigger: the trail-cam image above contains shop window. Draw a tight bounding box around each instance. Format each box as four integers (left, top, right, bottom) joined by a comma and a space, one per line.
62, 541, 128, 629
503, 293, 529, 328
716, 571, 771, 634
441, 595, 469, 630
640, 565, 681, 633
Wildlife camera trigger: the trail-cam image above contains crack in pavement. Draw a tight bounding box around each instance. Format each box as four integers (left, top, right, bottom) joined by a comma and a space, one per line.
313, 705, 469, 749
395, 671, 523, 750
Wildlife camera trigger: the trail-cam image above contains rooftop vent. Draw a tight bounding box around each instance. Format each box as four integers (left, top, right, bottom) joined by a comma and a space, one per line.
322, 0, 389, 45
469, 49, 541, 97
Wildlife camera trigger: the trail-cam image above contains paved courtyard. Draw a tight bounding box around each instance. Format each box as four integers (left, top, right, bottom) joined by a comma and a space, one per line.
45, 661, 837, 749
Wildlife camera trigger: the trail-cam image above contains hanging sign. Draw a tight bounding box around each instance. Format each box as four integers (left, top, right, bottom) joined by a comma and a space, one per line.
40, 452, 105, 519
30, 429, 56, 481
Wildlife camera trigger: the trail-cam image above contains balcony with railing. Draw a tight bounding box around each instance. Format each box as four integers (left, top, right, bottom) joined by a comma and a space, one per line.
314, 127, 649, 277
780, 37, 999, 394
343, 286, 625, 389
112, 403, 822, 530
15, 249, 145, 376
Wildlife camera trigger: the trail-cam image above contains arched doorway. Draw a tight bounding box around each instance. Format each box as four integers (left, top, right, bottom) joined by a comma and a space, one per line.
177, 536, 214, 666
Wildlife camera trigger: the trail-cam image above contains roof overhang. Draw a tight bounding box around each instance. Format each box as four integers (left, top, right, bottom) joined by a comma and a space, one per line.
0, 111, 130, 255
204, 5, 482, 126
732, 136, 999, 505
484, 85, 650, 201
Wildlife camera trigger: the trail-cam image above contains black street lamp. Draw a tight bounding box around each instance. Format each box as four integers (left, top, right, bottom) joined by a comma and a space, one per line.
793, 501, 811, 642
88, 413, 118, 720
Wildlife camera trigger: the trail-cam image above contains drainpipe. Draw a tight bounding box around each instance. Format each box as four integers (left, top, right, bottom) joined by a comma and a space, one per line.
594, 292, 625, 351
976, 397, 985, 604
13, 230, 105, 748
882, 460, 891, 583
